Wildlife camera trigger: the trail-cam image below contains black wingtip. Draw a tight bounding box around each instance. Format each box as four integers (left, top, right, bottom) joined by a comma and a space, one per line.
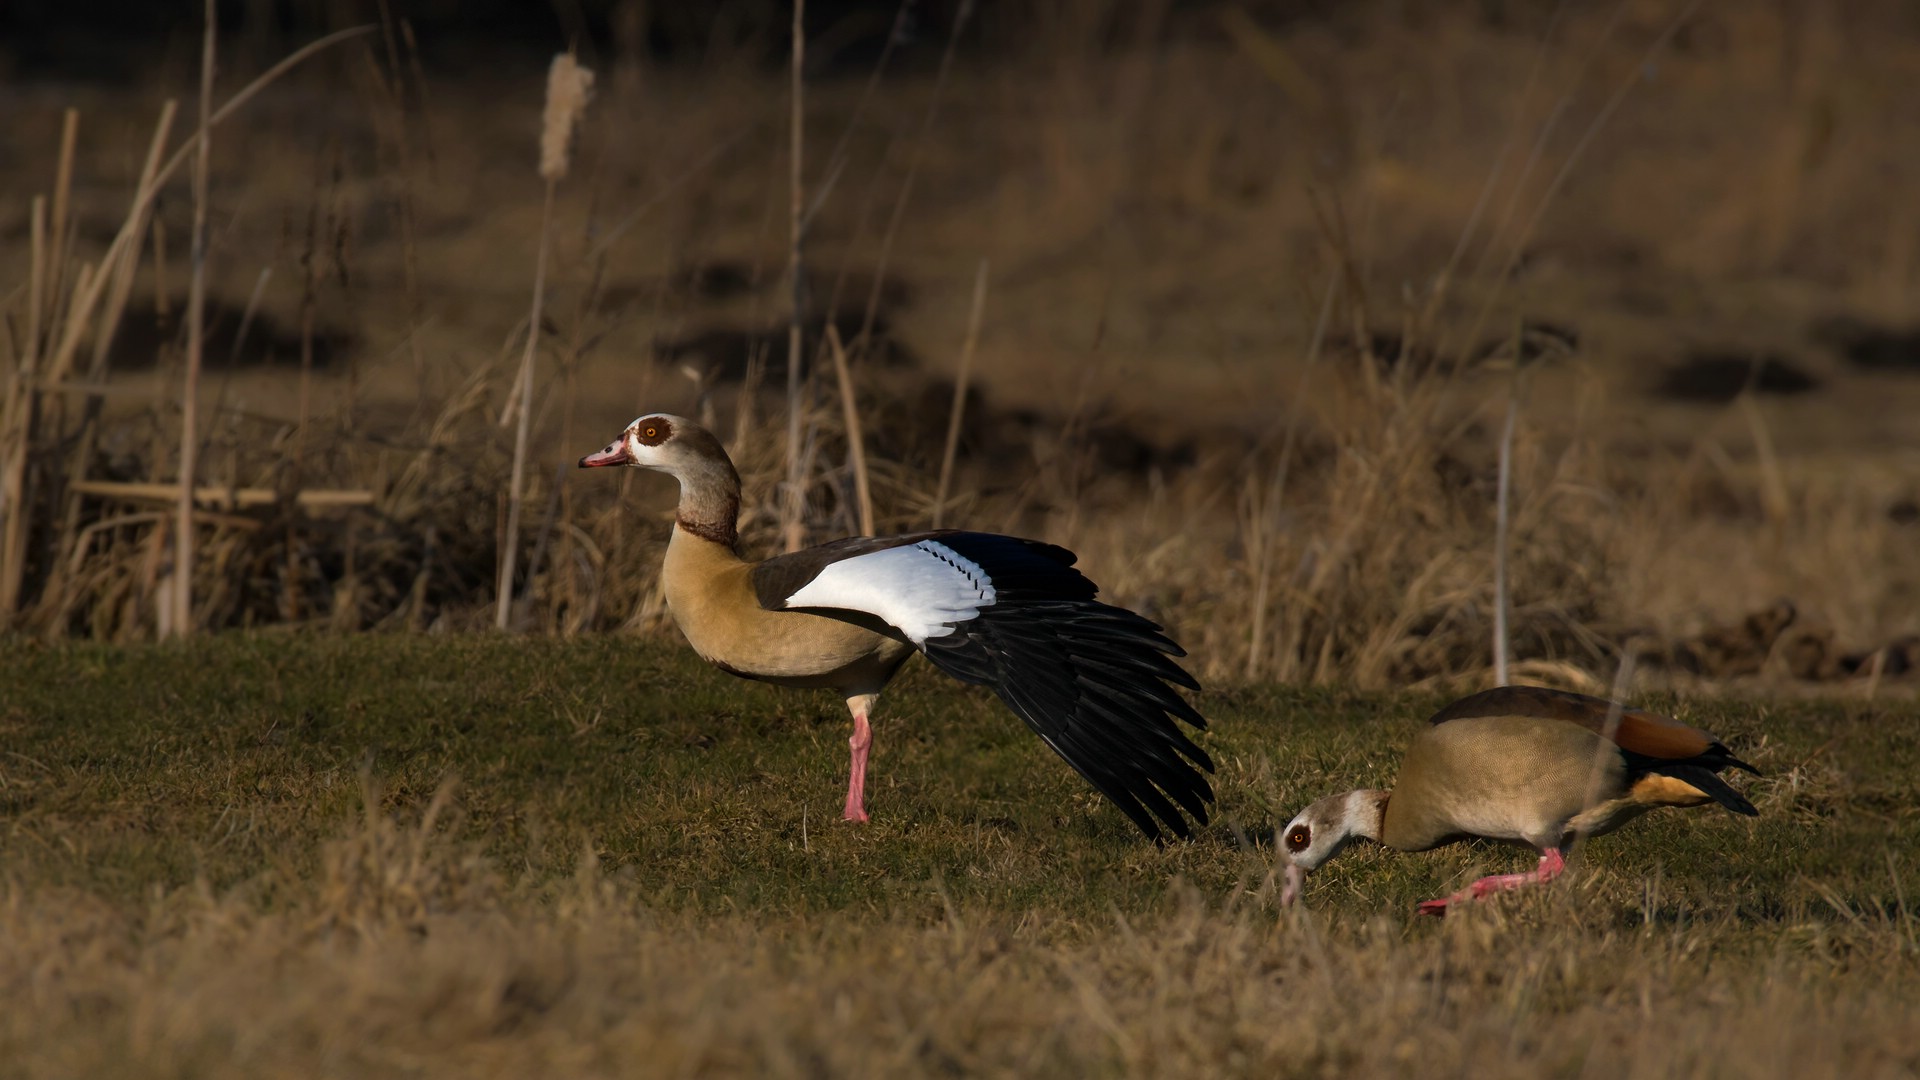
910, 531, 1216, 843
1668, 763, 1760, 817
1706, 741, 1762, 777
1718, 783, 1760, 817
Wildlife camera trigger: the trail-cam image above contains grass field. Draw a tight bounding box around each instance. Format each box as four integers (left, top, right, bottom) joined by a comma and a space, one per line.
4, 634, 1917, 1077
4, 9, 1920, 1073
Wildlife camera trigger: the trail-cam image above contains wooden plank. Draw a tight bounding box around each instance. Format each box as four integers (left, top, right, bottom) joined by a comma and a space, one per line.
69, 480, 374, 511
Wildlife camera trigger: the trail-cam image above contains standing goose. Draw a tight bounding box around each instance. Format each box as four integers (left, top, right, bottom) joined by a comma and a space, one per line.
578, 413, 1214, 840
1278, 685, 1759, 915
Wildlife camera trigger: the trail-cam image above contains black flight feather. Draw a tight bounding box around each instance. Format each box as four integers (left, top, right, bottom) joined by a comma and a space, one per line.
759, 529, 1214, 841
911, 533, 1215, 842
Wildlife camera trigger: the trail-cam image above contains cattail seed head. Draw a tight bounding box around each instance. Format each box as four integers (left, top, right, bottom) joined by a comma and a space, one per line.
539, 53, 595, 182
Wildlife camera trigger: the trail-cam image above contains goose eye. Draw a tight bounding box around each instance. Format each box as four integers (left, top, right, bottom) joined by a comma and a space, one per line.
1286, 826, 1310, 852
634, 418, 674, 446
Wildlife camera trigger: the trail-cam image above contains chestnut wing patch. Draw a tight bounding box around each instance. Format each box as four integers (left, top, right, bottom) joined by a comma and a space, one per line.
1427, 685, 1718, 759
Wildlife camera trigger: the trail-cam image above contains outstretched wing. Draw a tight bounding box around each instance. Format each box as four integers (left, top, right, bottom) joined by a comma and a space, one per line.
752, 530, 1214, 840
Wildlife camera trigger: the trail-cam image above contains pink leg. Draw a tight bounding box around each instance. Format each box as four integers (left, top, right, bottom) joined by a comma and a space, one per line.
1417, 848, 1567, 917
843, 708, 873, 823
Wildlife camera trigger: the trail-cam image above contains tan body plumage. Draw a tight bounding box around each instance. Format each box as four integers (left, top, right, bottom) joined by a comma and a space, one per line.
1280, 686, 1759, 915
1383, 713, 1708, 851
660, 524, 914, 693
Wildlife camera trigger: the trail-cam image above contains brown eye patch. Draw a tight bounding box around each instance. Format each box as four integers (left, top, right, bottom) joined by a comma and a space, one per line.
1286, 826, 1311, 852
636, 417, 673, 446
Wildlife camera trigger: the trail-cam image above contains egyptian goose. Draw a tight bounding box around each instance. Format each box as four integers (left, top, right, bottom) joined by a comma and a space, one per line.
1277, 685, 1759, 915
577, 413, 1214, 839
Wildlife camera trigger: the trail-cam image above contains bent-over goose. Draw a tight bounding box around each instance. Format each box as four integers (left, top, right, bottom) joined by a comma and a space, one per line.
1278, 685, 1759, 915
578, 413, 1214, 840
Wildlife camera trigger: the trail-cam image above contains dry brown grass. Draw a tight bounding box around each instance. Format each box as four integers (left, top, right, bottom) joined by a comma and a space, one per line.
3, 768, 1916, 1079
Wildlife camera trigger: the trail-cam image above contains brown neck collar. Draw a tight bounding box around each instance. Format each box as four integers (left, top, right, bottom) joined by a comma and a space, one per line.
675, 505, 739, 549
667, 453, 742, 551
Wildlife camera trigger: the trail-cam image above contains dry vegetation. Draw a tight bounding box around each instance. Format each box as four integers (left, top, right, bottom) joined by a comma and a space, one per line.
10, 870, 1918, 1078
3, 635, 1918, 1078
3, 2, 1919, 692
6, 8, 1920, 1076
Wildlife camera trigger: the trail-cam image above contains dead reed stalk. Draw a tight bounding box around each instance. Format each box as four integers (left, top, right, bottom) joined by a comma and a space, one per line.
30, 104, 177, 628
497, 53, 593, 631
824, 327, 873, 536
0, 199, 48, 619
3, 29, 365, 632
39, 26, 374, 394
933, 259, 989, 530
1739, 392, 1790, 526
169, 0, 218, 638
46, 110, 79, 319
780, 0, 808, 554
1570, 651, 1637, 863
1492, 383, 1519, 686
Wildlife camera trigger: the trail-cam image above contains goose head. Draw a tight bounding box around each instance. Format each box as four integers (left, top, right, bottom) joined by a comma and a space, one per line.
1278, 789, 1386, 906
578, 413, 703, 472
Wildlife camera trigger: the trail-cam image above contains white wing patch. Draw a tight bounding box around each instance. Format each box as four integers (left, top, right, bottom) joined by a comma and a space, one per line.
781, 540, 997, 645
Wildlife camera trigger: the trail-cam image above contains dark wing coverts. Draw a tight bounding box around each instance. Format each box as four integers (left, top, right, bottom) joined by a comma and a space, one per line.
754, 530, 1215, 840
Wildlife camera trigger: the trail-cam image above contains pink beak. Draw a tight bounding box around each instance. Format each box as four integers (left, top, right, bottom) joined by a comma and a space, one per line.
1280, 863, 1305, 907
578, 439, 633, 468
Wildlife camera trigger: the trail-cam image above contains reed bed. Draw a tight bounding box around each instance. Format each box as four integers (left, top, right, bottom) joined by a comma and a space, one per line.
1, 3, 1915, 692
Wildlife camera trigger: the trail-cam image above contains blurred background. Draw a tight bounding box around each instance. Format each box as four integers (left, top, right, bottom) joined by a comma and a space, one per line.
2, 0, 1917, 689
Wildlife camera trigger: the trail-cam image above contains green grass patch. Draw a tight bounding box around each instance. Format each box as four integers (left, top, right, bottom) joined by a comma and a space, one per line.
2, 634, 1917, 1077
6, 633, 1913, 922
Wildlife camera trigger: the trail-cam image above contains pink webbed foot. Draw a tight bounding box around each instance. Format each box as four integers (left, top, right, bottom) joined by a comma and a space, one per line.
1416, 848, 1567, 917
842, 708, 874, 823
